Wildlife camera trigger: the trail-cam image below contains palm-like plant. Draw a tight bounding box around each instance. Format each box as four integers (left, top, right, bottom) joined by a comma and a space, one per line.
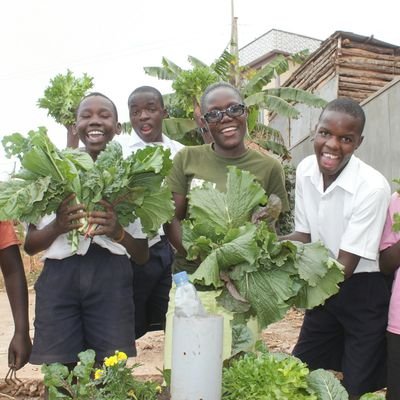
124, 48, 326, 157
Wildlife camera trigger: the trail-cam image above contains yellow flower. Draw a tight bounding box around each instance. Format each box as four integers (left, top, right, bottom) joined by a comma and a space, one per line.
94, 369, 104, 380
104, 355, 118, 367
116, 351, 128, 361
156, 385, 162, 394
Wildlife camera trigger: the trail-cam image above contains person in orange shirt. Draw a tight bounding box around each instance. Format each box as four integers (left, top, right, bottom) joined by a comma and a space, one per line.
0, 221, 32, 370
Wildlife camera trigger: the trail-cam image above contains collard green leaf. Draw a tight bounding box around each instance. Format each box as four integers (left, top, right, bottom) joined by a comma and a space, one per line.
235, 268, 296, 328
188, 166, 267, 232
135, 185, 175, 235
307, 369, 349, 400
292, 258, 344, 309
190, 224, 259, 287
231, 324, 255, 356
0, 177, 51, 223
295, 241, 330, 286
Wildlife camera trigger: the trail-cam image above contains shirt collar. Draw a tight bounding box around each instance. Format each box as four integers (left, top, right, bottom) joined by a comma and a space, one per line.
307, 154, 359, 194
129, 131, 167, 148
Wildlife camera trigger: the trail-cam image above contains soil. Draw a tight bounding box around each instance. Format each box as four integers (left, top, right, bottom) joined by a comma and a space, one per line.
0, 279, 303, 399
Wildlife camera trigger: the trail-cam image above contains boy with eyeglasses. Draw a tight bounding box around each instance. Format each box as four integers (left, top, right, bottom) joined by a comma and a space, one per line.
165, 81, 289, 264
163, 82, 289, 365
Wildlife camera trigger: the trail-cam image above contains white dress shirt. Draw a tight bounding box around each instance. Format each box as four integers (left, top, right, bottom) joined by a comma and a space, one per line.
295, 155, 390, 273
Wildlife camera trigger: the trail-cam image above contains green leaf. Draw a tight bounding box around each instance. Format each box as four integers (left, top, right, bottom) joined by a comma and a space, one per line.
190, 224, 259, 288
245, 93, 300, 118
307, 369, 349, 400
292, 258, 344, 309
135, 185, 175, 235
235, 268, 295, 328
231, 323, 254, 355
295, 241, 330, 287
265, 87, 327, 108
188, 166, 267, 232
242, 55, 289, 96
41, 363, 70, 388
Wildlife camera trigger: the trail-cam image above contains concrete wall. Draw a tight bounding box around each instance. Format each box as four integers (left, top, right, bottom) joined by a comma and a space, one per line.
358, 78, 400, 191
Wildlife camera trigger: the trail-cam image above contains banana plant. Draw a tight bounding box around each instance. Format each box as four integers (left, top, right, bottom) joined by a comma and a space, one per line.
123, 48, 326, 156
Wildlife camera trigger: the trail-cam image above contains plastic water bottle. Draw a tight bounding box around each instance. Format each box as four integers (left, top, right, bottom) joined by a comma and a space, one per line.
173, 271, 206, 317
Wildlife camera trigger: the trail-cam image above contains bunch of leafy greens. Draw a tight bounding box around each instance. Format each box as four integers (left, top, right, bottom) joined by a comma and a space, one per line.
182, 167, 344, 352
222, 343, 349, 400
37, 70, 94, 127
80, 140, 174, 235
0, 128, 174, 251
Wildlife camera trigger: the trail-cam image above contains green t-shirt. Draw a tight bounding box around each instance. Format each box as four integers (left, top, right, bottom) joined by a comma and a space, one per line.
167, 144, 289, 273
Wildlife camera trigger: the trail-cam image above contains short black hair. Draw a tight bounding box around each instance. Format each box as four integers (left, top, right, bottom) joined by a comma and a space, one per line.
128, 86, 164, 108
321, 97, 365, 133
76, 92, 118, 121
200, 82, 243, 113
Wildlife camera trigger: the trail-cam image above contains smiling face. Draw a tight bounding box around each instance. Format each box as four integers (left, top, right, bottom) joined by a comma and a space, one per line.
75, 95, 121, 160
314, 109, 364, 189
202, 86, 247, 157
128, 91, 167, 143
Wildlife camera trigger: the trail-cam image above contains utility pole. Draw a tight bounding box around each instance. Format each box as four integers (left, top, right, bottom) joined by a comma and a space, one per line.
229, 0, 240, 87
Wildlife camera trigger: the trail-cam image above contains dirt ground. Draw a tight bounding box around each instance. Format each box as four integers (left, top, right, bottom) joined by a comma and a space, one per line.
0, 285, 303, 399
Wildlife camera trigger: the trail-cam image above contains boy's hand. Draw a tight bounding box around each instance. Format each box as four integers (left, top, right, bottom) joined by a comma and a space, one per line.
88, 199, 122, 240
55, 193, 86, 234
8, 331, 32, 370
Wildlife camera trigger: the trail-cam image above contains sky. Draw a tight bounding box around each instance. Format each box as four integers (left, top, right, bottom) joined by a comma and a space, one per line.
0, 0, 398, 177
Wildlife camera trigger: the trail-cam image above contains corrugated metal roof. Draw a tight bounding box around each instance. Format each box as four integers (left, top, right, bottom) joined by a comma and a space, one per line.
239, 29, 322, 66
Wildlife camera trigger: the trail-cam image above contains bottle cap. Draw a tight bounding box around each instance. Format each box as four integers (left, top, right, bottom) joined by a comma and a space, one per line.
173, 271, 189, 286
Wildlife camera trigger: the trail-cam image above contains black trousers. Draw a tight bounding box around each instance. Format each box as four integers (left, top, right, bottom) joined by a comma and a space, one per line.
132, 236, 173, 339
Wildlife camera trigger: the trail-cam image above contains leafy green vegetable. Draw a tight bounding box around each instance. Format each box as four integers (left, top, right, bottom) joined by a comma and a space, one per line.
1, 128, 174, 251
307, 369, 349, 399
183, 167, 344, 349
222, 344, 349, 400
37, 70, 94, 127
222, 350, 316, 399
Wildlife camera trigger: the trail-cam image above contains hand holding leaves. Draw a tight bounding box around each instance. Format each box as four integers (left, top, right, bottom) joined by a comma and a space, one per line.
55, 193, 86, 234
86, 199, 121, 239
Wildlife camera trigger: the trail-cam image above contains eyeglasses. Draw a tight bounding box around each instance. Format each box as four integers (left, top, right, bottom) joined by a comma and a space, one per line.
203, 103, 246, 123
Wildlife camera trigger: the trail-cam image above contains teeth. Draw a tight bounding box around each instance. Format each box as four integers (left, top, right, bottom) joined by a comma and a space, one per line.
88, 131, 104, 137
222, 127, 236, 133
323, 153, 338, 159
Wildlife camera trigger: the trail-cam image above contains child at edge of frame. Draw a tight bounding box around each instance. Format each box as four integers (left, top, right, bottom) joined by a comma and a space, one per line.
0, 221, 32, 372
379, 192, 400, 400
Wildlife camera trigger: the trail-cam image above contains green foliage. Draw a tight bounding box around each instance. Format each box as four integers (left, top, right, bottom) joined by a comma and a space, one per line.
171, 67, 219, 116
37, 70, 94, 127
143, 48, 326, 161
42, 349, 161, 400
183, 167, 344, 351
0, 129, 174, 251
222, 346, 348, 400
